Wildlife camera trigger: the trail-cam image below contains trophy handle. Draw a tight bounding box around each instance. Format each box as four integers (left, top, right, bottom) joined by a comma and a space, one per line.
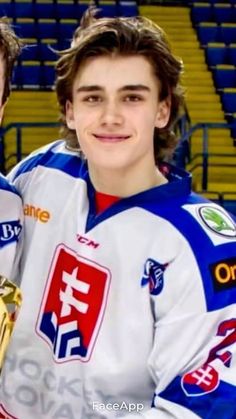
0, 276, 22, 368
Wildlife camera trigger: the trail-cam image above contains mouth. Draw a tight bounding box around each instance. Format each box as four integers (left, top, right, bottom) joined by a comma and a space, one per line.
93, 134, 131, 143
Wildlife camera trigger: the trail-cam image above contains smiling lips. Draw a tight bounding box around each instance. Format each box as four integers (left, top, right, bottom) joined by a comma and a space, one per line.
93, 134, 130, 142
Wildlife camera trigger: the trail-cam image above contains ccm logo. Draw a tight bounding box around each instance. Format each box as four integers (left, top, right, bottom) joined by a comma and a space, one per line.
210, 258, 236, 291
77, 234, 99, 249
24, 204, 50, 223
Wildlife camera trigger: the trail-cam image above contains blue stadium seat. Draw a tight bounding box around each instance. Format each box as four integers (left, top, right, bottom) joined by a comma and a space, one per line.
221, 88, 236, 113
34, 2, 56, 19
55, 3, 78, 20
213, 65, 236, 89
228, 43, 236, 64
191, 3, 213, 24
212, 4, 233, 23
220, 23, 236, 44
15, 62, 42, 87
205, 42, 228, 65
15, 18, 37, 38
12, 64, 21, 87
38, 39, 57, 62
58, 19, 78, 45
14, 2, 34, 19
0, 2, 14, 17
118, 1, 138, 16
42, 62, 55, 87
57, 38, 71, 50
37, 19, 58, 39
99, 4, 118, 18
229, 114, 236, 138
20, 39, 39, 61
197, 22, 221, 44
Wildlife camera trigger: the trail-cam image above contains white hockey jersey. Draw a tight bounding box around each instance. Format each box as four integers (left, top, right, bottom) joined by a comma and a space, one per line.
0, 140, 236, 419
0, 174, 22, 280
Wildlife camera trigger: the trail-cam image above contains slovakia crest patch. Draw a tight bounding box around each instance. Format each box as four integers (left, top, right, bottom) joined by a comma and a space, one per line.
36, 244, 111, 363
181, 364, 219, 397
141, 258, 168, 296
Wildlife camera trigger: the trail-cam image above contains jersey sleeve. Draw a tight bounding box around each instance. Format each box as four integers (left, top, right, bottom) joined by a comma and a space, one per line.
0, 176, 23, 280
125, 204, 236, 419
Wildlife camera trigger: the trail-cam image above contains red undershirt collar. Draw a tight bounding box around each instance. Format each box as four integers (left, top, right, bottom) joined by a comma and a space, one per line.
95, 191, 120, 214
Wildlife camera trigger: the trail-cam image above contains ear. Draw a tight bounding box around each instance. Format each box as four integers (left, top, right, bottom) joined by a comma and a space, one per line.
65, 100, 76, 130
155, 98, 171, 129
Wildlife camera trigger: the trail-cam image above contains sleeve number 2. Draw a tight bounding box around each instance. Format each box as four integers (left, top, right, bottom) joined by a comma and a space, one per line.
206, 319, 236, 368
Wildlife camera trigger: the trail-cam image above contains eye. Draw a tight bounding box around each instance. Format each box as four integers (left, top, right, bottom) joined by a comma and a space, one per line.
83, 95, 103, 103
123, 94, 143, 102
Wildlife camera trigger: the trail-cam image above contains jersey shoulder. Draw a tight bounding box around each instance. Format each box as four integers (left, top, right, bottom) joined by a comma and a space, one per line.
0, 173, 21, 198
181, 193, 236, 243
149, 190, 236, 247
8, 140, 85, 182
151, 192, 236, 311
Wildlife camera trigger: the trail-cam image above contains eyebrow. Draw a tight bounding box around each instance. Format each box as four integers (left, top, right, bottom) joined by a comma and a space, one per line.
76, 84, 151, 93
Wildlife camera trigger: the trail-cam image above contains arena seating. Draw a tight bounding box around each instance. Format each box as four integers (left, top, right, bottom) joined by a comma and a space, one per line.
177, 0, 236, 207
192, 0, 236, 132
221, 88, 236, 113
0, 0, 138, 89
229, 44, 236, 63
212, 64, 236, 89
205, 42, 228, 65
206, 42, 236, 65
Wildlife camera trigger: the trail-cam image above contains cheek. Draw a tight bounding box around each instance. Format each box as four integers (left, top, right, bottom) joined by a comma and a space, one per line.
75, 114, 95, 149
75, 108, 97, 130
131, 104, 157, 123
138, 112, 157, 134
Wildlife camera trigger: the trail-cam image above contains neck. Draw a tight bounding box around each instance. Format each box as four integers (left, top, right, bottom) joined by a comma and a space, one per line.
88, 162, 168, 197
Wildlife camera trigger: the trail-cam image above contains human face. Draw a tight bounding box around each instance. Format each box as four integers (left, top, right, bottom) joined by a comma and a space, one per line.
0, 53, 6, 123
66, 55, 170, 175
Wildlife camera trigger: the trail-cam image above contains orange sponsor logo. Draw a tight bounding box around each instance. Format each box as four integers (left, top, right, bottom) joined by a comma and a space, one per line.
214, 261, 236, 284
211, 257, 236, 291
24, 204, 50, 223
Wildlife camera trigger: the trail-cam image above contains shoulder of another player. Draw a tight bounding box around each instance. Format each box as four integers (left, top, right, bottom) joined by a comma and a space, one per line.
7, 139, 83, 183
0, 173, 21, 199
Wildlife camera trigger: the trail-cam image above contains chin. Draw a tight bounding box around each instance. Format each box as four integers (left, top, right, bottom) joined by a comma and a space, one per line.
92, 159, 131, 172
88, 151, 128, 167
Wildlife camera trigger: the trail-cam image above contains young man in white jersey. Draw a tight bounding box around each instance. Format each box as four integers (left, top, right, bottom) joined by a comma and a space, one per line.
1, 8, 236, 418
0, 19, 23, 369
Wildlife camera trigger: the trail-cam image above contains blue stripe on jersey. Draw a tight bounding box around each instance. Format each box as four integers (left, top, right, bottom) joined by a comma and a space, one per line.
85, 168, 192, 231
0, 174, 20, 197
141, 197, 236, 311
85, 180, 236, 310
157, 376, 236, 419
12, 141, 88, 181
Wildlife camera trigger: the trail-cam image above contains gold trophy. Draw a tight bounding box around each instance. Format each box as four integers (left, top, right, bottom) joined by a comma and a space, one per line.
0, 276, 22, 368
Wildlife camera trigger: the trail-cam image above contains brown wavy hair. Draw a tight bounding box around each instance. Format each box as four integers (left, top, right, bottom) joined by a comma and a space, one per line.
0, 18, 21, 105
55, 7, 184, 162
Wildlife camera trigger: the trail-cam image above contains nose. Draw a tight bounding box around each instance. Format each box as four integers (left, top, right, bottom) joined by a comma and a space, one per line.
100, 100, 124, 126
